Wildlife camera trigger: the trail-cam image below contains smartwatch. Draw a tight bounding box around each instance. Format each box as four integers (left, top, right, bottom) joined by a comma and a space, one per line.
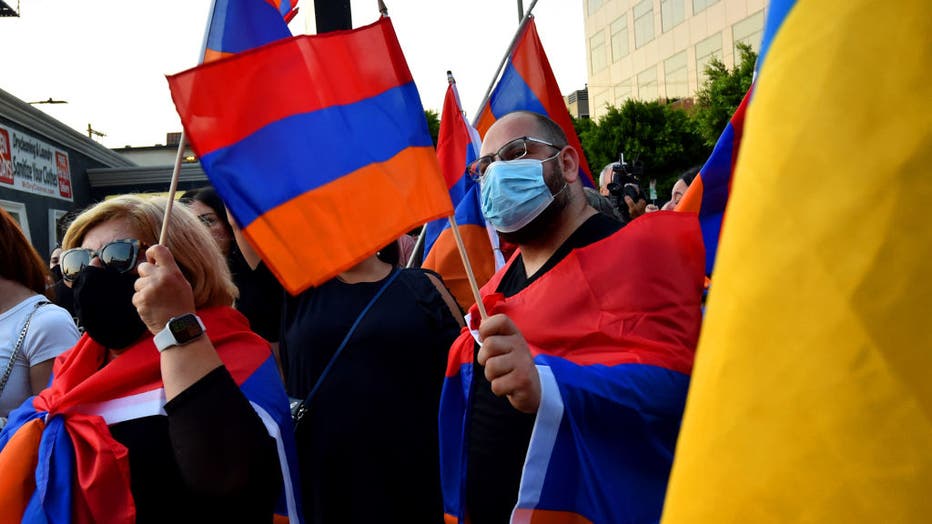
154, 313, 206, 352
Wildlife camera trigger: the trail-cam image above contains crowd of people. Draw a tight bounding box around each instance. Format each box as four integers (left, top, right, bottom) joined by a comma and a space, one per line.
0, 110, 705, 523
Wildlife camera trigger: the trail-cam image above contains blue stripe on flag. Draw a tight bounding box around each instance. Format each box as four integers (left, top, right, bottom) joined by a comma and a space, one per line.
200, 82, 433, 227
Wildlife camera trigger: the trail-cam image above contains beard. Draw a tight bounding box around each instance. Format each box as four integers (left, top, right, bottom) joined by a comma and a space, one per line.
499, 160, 569, 245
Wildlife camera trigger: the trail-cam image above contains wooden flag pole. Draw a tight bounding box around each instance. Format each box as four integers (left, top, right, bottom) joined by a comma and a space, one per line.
158, 131, 188, 245
448, 214, 489, 320
471, 0, 538, 128
158, 0, 218, 245
406, 229, 426, 268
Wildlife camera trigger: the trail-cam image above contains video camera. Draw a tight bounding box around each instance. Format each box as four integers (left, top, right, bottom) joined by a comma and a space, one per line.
606, 153, 645, 222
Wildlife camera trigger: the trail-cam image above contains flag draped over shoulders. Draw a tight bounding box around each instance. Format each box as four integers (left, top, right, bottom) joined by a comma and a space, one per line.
475, 16, 594, 188
662, 1, 932, 522
440, 212, 705, 523
168, 17, 453, 294
0, 307, 301, 524
422, 79, 503, 309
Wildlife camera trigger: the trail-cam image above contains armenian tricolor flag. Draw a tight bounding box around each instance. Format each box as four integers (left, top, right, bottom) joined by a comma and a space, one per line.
169, 17, 454, 294
675, 88, 751, 277
475, 16, 594, 188
662, 0, 932, 521
203, 0, 297, 62
0, 307, 301, 524
422, 76, 504, 309
440, 212, 705, 522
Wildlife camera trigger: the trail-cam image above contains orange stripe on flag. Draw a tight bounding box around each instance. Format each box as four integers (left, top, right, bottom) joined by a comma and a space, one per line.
244, 146, 453, 293
675, 174, 703, 213
423, 224, 495, 309
0, 418, 45, 524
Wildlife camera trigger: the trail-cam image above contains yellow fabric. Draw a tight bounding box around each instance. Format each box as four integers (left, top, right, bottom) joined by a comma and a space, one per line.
662, 1, 932, 522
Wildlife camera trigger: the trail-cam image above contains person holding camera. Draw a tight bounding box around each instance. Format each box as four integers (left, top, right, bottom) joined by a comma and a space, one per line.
599, 161, 652, 223
440, 111, 706, 523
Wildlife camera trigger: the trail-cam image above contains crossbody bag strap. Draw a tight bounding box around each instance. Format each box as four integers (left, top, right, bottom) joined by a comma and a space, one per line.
0, 300, 51, 397
293, 269, 401, 423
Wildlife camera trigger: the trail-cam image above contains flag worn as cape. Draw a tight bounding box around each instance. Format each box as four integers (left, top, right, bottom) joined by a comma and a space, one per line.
662, 0, 932, 522
422, 79, 504, 309
440, 212, 705, 523
168, 17, 454, 294
203, 0, 296, 62
675, 87, 751, 277
0, 307, 302, 524
475, 16, 594, 188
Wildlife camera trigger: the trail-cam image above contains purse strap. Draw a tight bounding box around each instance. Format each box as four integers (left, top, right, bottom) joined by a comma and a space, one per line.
293, 268, 400, 423
0, 300, 51, 398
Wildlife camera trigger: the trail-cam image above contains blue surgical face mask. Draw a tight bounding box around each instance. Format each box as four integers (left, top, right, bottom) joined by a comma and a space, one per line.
480, 157, 559, 233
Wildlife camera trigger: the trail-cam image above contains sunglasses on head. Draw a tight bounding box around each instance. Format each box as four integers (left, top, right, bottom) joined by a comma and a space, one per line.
60, 239, 144, 282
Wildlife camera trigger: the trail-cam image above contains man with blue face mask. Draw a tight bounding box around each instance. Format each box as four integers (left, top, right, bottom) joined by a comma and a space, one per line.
439, 111, 707, 523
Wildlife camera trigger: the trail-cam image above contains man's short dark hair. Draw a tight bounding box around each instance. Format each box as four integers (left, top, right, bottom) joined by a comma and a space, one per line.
513, 111, 568, 147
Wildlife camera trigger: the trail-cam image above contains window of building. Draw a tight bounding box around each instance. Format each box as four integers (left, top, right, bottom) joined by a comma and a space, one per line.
590, 30, 607, 73
637, 66, 659, 101
664, 51, 689, 99
48, 209, 66, 252
695, 32, 723, 84
614, 79, 634, 105
588, 0, 604, 16
591, 88, 611, 116
0, 199, 30, 243
732, 10, 765, 56
611, 16, 629, 61
692, 0, 720, 15
661, 0, 685, 32
633, 0, 655, 48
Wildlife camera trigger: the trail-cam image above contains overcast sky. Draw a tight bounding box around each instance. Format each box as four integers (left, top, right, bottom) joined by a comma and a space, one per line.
0, 0, 587, 149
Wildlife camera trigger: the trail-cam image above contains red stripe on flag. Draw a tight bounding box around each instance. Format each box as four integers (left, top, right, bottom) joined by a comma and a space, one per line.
169, 17, 413, 156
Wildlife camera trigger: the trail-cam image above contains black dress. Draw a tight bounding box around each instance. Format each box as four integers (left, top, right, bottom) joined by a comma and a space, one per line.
280, 268, 461, 524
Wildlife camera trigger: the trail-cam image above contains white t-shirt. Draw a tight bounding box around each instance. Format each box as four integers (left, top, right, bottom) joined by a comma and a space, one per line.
0, 294, 80, 417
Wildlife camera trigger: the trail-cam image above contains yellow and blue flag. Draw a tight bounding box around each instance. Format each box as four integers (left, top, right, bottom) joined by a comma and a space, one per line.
662, 0, 932, 521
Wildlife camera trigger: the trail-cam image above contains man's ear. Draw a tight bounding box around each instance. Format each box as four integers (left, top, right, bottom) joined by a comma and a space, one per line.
560, 146, 580, 183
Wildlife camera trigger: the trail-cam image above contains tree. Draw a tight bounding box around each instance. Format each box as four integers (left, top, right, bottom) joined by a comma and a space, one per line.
693, 43, 757, 147
579, 99, 707, 196
424, 109, 440, 147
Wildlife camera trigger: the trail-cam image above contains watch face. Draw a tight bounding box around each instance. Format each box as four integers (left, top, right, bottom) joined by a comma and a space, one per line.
170, 314, 203, 342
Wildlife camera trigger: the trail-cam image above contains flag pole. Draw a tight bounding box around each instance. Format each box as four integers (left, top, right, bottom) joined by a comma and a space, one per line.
407, 69, 457, 269
471, 0, 539, 128
406, 229, 425, 268
158, 0, 219, 245
448, 214, 489, 320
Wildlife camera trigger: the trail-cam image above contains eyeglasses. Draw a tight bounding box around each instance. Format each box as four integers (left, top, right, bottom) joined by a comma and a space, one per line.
60, 239, 144, 282
467, 136, 565, 181
197, 213, 219, 227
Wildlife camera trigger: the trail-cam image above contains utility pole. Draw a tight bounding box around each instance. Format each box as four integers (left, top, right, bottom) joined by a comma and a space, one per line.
314, 0, 351, 33
87, 123, 105, 141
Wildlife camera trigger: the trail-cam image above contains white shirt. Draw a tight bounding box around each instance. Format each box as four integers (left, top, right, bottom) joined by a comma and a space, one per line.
0, 294, 80, 417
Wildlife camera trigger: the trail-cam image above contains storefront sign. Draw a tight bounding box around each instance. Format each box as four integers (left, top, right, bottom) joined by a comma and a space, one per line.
0, 123, 73, 201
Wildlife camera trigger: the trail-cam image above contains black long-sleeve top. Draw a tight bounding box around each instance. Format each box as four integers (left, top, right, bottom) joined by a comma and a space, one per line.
107, 366, 282, 523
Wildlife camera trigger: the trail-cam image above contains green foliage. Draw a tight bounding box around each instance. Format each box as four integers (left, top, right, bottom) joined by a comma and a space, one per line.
578, 99, 707, 196
693, 42, 757, 147
424, 109, 440, 147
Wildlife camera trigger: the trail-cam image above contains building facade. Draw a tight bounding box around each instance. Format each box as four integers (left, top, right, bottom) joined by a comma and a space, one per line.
584, 0, 767, 120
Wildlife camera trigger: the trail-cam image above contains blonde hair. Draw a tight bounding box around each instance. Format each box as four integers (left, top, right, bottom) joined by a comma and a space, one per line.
63, 195, 237, 308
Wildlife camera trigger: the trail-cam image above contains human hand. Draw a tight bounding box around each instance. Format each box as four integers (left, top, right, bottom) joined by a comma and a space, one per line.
133, 245, 197, 335
477, 314, 541, 413
645, 203, 660, 213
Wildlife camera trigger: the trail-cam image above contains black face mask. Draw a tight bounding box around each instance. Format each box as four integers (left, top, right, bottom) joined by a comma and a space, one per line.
50, 265, 63, 282
73, 266, 148, 349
